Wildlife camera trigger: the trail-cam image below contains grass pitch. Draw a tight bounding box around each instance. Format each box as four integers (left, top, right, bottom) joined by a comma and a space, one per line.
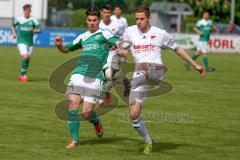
0, 46, 239, 160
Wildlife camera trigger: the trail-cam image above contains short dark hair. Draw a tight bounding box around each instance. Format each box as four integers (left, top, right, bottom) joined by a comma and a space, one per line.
102, 4, 112, 11
114, 5, 123, 10
23, 4, 32, 10
134, 5, 150, 17
203, 10, 210, 15
85, 6, 101, 18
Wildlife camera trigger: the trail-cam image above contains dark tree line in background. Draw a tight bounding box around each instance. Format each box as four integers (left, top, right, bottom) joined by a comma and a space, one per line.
48, 0, 240, 25
175, 0, 240, 24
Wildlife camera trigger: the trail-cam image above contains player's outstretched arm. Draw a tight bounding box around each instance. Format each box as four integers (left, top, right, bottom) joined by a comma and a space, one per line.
175, 47, 205, 76
55, 36, 68, 54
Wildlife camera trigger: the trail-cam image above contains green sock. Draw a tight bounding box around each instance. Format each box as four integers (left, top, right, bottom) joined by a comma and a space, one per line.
21, 59, 29, 76
191, 54, 199, 60
89, 110, 100, 126
203, 57, 209, 70
68, 109, 80, 142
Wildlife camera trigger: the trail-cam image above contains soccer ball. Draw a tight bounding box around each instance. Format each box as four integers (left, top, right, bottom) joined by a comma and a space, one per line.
103, 63, 121, 80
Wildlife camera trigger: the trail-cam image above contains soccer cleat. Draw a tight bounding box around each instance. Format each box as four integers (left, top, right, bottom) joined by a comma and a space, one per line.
184, 63, 190, 71
206, 67, 215, 72
18, 75, 28, 82
66, 140, 79, 149
143, 143, 153, 155
122, 77, 130, 97
94, 123, 104, 138
199, 68, 205, 76
104, 92, 111, 103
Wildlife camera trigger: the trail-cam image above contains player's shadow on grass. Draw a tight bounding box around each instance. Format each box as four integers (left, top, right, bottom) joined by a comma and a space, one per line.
152, 142, 182, 152
80, 136, 187, 153
80, 136, 142, 145
28, 77, 49, 82
120, 141, 187, 153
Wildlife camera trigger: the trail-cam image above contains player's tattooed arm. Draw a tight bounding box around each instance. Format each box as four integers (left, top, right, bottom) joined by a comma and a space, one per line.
55, 36, 68, 54
175, 47, 205, 76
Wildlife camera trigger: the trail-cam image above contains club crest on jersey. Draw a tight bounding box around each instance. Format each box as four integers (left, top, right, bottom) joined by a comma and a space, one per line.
151, 35, 156, 39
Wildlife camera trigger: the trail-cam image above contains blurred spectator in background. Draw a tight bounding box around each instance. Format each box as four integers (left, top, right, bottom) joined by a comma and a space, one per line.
225, 20, 236, 34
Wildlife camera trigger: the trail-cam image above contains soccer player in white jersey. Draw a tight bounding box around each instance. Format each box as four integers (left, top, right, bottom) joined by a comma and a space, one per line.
100, 4, 121, 36
55, 7, 128, 148
99, 5, 127, 104
12, 4, 41, 82
111, 5, 128, 39
123, 6, 205, 155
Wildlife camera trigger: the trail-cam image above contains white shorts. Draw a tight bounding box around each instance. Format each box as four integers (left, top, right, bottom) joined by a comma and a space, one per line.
17, 43, 33, 56
197, 41, 208, 54
66, 74, 103, 104
129, 64, 165, 105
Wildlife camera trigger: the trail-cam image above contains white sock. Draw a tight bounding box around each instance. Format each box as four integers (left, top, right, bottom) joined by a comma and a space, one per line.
131, 119, 153, 144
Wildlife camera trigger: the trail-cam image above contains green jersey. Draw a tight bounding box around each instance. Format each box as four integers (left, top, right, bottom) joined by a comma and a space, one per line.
12, 16, 41, 46
67, 29, 119, 80
196, 19, 213, 41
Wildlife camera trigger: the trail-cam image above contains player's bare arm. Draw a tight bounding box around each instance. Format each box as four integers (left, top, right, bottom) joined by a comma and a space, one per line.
29, 27, 42, 33
11, 26, 18, 39
175, 47, 205, 75
55, 36, 68, 53
193, 27, 203, 35
114, 41, 128, 57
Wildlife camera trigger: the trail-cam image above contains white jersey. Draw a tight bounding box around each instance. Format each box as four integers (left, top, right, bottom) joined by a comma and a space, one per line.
99, 20, 121, 36
123, 25, 177, 64
110, 15, 128, 37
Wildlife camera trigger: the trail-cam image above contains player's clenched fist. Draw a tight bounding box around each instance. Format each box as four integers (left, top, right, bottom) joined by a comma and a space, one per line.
55, 36, 63, 46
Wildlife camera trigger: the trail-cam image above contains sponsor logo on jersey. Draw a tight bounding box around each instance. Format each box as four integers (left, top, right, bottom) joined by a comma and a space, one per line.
167, 39, 175, 48
82, 43, 100, 51
133, 44, 156, 53
19, 26, 32, 31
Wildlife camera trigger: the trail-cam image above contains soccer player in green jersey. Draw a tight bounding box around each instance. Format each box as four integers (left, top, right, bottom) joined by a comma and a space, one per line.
12, 4, 41, 82
55, 7, 128, 148
186, 11, 215, 72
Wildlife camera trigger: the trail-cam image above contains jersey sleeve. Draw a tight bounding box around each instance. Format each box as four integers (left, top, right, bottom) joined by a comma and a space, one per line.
195, 20, 202, 29
162, 31, 177, 50
12, 17, 19, 27
66, 35, 82, 51
32, 17, 41, 30
209, 20, 213, 27
102, 29, 119, 45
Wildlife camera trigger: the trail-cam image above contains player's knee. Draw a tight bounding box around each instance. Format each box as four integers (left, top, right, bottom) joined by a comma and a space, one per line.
130, 110, 139, 120
68, 98, 80, 109
82, 112, 90, 120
